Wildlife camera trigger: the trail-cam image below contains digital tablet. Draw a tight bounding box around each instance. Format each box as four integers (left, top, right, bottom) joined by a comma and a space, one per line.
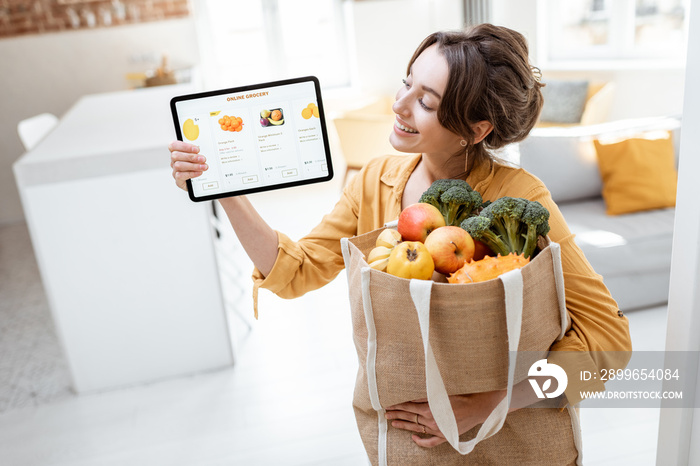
170, 76, 334, 202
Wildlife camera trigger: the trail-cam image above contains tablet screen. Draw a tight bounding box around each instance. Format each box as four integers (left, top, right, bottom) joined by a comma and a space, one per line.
170, 76, 333, 202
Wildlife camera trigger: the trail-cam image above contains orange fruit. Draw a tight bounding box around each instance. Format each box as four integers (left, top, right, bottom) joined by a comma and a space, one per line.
447, 253, 530, 284
301, 108, 312, 119
231, 119, 240, 128
236, 116, 242, 123
235, 126, 242, 132
218, 118, 224, 125
271, 110, 282, 121
312, 107, 319, 118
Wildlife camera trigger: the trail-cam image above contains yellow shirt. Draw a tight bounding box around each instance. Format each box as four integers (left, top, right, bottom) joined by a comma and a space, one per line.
253, 154, 632, 404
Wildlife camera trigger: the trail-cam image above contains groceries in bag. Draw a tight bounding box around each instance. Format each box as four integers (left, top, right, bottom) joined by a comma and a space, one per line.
368, 179, 551, 283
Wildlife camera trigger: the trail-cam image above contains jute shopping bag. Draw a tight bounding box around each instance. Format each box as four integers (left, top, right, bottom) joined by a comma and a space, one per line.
340, 226, 583, 465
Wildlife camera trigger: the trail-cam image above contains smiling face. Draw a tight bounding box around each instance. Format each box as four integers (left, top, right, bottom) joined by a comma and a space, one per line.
389, 44, 464, 161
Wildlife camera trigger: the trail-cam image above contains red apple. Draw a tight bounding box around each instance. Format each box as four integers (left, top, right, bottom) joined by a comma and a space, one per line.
398, 203, 446, 242
472, 239, 493, 261
424, 226, 475, 275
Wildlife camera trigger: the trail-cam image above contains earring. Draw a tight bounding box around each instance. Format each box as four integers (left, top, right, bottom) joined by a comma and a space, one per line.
461, 140, 469, 172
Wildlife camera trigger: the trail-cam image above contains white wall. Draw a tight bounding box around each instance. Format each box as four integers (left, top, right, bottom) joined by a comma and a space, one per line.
656, 0, 700, 462
492, 0, 540, 60
350, 0, 464, 97
0, 18, 199, 225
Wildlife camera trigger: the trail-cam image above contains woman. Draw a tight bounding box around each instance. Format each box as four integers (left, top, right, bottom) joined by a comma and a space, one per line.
170, 24, 631, 461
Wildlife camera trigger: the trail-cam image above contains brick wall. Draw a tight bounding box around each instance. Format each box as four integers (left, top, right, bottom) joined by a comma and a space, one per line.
0, 0, 191, 38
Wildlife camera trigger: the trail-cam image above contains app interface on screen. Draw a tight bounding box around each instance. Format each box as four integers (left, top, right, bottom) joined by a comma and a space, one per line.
175, 81, 329, 198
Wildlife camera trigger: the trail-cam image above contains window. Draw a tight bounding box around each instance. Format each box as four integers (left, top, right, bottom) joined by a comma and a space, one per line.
194, 0, 350, 89
540, 0, 690, 63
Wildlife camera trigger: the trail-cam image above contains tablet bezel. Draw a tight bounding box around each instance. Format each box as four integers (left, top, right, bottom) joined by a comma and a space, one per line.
170, 76, 334, 202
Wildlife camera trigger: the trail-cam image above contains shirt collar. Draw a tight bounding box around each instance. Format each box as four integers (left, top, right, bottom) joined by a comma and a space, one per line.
380, 153, 422, 188
380, 153, 496, 198
467, 158, 496, 197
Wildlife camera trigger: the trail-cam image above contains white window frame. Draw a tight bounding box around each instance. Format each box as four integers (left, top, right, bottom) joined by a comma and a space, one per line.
536, 0, 690, 69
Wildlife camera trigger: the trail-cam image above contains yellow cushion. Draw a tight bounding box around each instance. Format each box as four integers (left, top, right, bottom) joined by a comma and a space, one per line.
580, 82, 615, 126
593, 132, 677, 215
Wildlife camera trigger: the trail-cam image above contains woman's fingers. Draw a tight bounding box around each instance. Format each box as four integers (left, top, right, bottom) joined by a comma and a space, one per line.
387, 394, 498, 449
386, 407, 449, 448
171, 162, 207, 183
385, 407, 441, 436
173, 169, 204, 180
171, 150, 206, 168
388, 418, 441, 436
168, 140, 200, 154
169, 140, 204, 169
388, 416, 440, 435
385, 402, 437, 430
172, 170, 202, 190
385, 410, 419, 424
169, 139, 207, 191
172, 160, 208, 173
412, 434, 447, 448
385, 403, 451, 449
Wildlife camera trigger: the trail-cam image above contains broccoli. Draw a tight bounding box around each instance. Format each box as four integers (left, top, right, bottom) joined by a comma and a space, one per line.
460, 197, 551, 259
519, 200, 551, 259
460, 216, 510, 257
439, 187, 484, 226
418, 179, 484, 226
480, 197, 528, 252
419, 179, 471, 207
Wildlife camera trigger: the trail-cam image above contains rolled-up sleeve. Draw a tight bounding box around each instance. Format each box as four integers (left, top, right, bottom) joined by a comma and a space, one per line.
251, 175, 362, 317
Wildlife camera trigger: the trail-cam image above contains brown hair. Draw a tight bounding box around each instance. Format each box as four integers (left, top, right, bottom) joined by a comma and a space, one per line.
407, 24, 544, 176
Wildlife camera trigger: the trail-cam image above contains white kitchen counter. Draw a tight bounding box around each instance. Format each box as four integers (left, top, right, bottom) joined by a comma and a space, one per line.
13, 84, 235, 394
16, 84, 190, 180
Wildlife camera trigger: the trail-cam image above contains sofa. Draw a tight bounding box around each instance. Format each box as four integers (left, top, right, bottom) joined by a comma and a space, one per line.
517, 116, 682, 311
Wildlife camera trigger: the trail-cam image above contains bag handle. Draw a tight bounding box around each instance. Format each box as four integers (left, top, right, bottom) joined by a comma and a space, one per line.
409, 268, 524, 454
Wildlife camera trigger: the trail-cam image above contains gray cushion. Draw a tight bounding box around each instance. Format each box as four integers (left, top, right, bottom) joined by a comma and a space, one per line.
518, 133, 602, 204
540, 80, 589, 124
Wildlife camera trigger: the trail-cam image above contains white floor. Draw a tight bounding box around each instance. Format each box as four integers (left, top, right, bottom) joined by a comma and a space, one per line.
0, 172, 671, 465
579, 305, 667, 466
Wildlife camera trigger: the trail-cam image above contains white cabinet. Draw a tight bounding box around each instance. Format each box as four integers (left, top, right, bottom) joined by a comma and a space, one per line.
13, 85, 234, 394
